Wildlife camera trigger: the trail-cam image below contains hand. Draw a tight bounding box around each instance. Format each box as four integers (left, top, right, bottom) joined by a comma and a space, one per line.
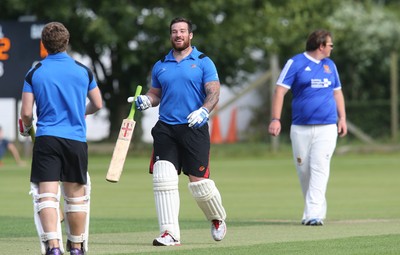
337, 118, 347, 137
187, 107, 209, 128
128, 95, 151, 111
268, 119, 281, 137
18, 119, 32, 137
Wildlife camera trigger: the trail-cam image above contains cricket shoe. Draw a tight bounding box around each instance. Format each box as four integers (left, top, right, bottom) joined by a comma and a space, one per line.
211, 220, 227, 241
46, 247, 62, 255
70, 248, 84, 255
153, 231, 181, 246
305, 218, 324, 226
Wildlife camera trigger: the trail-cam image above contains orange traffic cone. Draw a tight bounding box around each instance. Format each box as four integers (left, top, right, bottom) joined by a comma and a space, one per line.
210, 112, 223, 144
225, 107, 238, 143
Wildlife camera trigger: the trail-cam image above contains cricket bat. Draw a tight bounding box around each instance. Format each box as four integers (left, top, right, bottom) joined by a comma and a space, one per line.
29, 125, 35, 143
106, 85, 142, 183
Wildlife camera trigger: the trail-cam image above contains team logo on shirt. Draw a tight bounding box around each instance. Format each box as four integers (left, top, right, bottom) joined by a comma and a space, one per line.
191, 64, 197, 68
323, 65, 331, 73
311, 78, 332, 88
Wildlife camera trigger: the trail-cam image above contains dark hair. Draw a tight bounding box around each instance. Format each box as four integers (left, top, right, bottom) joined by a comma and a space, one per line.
41, 22, 70, 54
305, 29, 332, 51
170, 17, 193, 34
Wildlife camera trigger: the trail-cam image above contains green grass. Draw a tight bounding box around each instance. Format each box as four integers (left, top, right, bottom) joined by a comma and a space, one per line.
0, 147, 399, 254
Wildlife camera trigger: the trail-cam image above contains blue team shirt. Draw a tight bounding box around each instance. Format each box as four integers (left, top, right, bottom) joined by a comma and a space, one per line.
277, 52, 342, 125
22, 52, 97, 142
151, 46, 219, 125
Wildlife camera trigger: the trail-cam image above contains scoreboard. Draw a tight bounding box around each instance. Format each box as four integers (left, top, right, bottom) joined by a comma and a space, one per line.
0, 21, 47, 99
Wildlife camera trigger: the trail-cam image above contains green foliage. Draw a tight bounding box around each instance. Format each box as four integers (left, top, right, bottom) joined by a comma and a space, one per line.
328, 1, 400, 101
1, 0, 399, 141
346, 100, 395, 139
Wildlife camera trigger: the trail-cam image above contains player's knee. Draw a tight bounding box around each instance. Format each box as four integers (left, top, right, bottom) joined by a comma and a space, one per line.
153, 160, 178, 189
31, 186, 60, 213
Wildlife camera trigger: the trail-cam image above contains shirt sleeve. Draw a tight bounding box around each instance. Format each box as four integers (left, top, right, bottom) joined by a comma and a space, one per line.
201, 57, 219, 84
276, 59, 295, 89
332, 62, 342, 90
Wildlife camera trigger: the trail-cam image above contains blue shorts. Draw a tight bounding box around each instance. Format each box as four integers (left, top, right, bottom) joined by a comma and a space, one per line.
149, 121, 210, 178
30, 136, 88, 184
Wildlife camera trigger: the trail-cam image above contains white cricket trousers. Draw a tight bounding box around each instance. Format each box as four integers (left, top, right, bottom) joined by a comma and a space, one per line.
290, 124, 338, 221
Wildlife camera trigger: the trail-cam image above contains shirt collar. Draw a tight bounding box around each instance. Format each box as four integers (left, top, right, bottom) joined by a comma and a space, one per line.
46, 52, 69, 59
164, 46, 200, 62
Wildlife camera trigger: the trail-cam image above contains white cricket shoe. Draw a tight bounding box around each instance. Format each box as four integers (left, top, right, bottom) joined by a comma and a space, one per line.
152, 231, 181, 246
211, 220, 227, 241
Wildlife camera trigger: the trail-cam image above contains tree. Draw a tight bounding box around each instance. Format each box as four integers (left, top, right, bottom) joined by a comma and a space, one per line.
1, 0, 277, 139
328, 1, 400, 101
1, 0, 398, 141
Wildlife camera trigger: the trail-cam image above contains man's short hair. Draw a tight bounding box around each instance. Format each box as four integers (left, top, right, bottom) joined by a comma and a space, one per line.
41, 22, 70, 54
305, 29, 332, 51
170, 17, 193, 34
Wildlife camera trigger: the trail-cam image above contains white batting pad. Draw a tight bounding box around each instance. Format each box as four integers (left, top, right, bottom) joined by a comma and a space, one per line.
30, 182, 65, 255
188, 179, 226, 221
62, 173, 91, 252
153, 160, 180, 240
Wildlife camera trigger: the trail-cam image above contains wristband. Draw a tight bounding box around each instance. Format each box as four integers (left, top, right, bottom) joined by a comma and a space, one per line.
271, 118, 280, 122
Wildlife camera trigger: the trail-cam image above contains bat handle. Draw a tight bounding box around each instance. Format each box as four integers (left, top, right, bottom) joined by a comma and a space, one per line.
128, 85, 143, 119
29, 125, 36, 143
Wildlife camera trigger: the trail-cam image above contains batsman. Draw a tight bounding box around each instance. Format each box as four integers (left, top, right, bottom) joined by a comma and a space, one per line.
127, 17, 227, 246
19, 22, 102, 255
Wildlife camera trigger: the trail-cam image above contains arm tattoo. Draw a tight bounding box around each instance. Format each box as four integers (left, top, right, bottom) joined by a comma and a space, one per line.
204, 81, 220, 111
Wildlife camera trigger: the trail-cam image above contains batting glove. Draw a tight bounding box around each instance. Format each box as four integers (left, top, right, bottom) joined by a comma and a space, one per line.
187, 107, 209, 128
128, 95, 151, 111
18, 119, 32, 137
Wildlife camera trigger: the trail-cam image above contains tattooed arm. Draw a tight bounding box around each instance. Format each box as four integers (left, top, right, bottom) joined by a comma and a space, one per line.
203, 81, 220, 112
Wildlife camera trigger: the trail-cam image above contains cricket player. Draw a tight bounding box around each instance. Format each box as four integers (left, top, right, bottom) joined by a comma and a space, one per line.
128, 17, 227, 246
19, 22, 102, 255
268, 29, 347, 226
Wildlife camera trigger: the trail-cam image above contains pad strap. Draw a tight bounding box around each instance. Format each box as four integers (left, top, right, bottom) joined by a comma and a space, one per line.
41, 232, 59, 242
65, 204, 89, 213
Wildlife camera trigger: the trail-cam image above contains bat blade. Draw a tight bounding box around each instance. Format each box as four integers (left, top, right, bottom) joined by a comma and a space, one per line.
106, 84, 142, 183
106, 118, 136, 182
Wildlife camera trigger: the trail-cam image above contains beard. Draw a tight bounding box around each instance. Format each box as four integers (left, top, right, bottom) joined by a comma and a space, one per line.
171, 38, 190, 51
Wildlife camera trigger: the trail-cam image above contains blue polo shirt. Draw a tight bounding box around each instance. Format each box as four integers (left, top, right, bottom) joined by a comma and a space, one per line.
22, 52, 97, 142
151, 46, 219, 125
277, 52, 342, 125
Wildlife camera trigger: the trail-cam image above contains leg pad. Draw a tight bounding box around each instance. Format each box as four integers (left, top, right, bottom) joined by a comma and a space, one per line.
153, 160, 180, 241
188, 179, 226, 221
62, 173, 91, 253
30, 183, 64, 255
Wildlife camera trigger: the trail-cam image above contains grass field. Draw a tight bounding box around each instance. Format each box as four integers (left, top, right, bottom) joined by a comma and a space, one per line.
0, 145, 399, 254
